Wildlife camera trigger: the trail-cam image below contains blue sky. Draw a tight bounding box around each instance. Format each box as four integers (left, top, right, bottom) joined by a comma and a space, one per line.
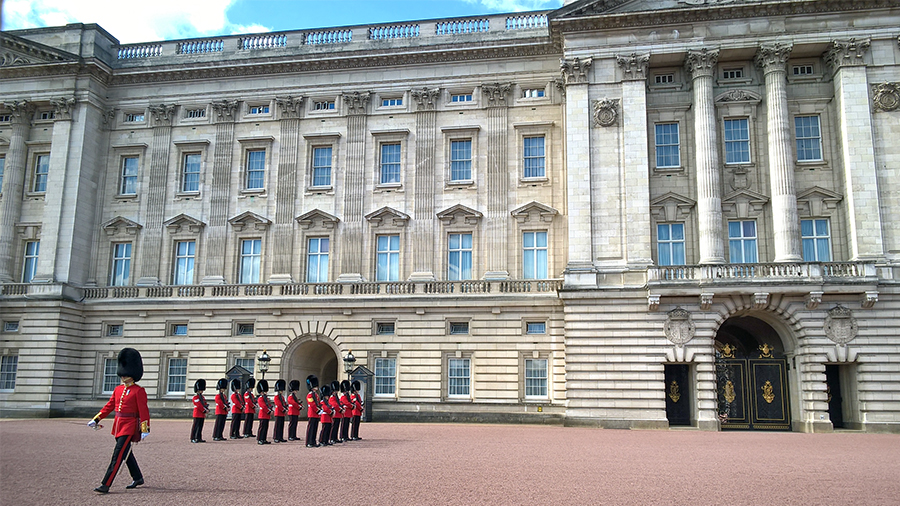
2, 0, 564, 44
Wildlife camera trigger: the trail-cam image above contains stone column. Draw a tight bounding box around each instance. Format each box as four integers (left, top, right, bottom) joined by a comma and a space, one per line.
409, 88, 440, 281
202, 100, 238, 284
617, 53, 653, 267
825, 38, 884, 261
561, 57, 595, 286
269, 96, 304, 284
336, 92, 369, 282
136, 104, 175, 285
0, 100, 34, 282
756, 44, 802, 262
482, 83, 512, 280
685, 48, 725, 264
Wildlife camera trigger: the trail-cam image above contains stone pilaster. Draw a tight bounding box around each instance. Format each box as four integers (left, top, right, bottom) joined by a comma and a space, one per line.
136, 103, 175, 285
269, 96, 304, 284
482, 83, 512, 280
825, 39, 884, 261
409, 88, 440, 281
756, 44, 802, 262
685, 48, 725, 264
561, 57, 595, 285
202, 100, 238, 284
0, 100, 34, 282
337, 91, 370, 282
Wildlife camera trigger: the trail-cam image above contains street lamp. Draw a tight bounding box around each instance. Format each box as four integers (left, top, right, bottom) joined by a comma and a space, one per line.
343, 349, 356, 376
258, 349, 271, 380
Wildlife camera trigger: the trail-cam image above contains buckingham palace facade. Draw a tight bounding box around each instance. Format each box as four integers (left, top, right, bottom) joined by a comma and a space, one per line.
1, 0, 899, 432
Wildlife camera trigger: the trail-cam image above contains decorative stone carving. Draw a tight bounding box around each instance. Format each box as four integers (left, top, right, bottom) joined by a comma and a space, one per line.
592, 98, 619, 127
163, 213, 205, 234
481, 83, 512, 106
228, 211, 271, 232
365, 207, 410, 228
700, 293, 714, 310
560, 57, 592, 85
823, 305, 858, 345
649, 193, 696, 222
730, 166, 751, 191
102, 216, 142, 237
648, 294, 660, 312
0, 52, 31, 66
343, 91, 371, 115
3, 99, 34, 125
752, 292, 769, 310
510, 201, 558, 224
805, 291, 823, 310
211, 99, 239, 122
684, 48, 719, 78
553, 78, 565, 98
872, 82, 900, 112
862, 291, 878, 309
296, 209, 339, 230
823, 38, 871, 72
437, 204, 482, 226
754, 43, 792, 74
616, 53, 649, 81
148, 103, 176, 126
715, 89, 761, 103
101, 108, 116, 130
410, 88, 441, 110
796, 187, 842, 217
275, 96, 304, 118
50, 97, 76, 120
664, 307, 695, 347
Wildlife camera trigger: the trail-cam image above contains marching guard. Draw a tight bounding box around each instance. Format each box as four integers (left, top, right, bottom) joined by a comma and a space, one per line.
190, 378, 209, 443
242, 377, 257, 438
340, 380, 353, 442
350, 380, 364, 440
212, 378, 229, 441
305, 375, 321, 448
272, 379, 287, 443
328, 381, 343, 444
287, 380, 302, 441
319, 383, 334, 446
229, 378, 245, 439
88, 347, 149, 494
256, 379, 272, 445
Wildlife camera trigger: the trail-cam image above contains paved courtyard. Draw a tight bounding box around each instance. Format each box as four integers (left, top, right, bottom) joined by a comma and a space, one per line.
1, 418, 898, 505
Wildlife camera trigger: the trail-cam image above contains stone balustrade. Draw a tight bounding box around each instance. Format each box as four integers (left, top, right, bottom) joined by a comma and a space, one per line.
648, 261, 877, 285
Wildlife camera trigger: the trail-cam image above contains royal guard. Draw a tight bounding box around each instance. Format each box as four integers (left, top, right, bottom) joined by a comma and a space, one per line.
229, 379, 244, 439
190, 378, 209, 443
256, 379, 272, 445
242, 377, 257, 438
212, 378, 229, 441
340, 380, 353, 442
88, 347, 150, 494
350, 380, 364, 440
272, 379, 287, 443
328, 381, 343, 444
305, 375, 321, 448
287, 380, 302, 441
318, 383, 334, 446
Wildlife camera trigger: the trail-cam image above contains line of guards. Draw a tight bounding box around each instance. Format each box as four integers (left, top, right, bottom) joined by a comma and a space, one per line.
189, 375, 363, 446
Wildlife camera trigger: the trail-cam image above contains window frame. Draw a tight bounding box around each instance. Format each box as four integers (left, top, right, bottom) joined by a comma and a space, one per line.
109, 242, 132, 287
448, 321, 470, 335
794, 115, 823, 163
654, 122, 681, 170
0, 155, 5, 198
235, 322, 255, 336
374, 234, 401, 282
445, 354, 472, 400
514, 122, 553, 185
305, 236, 330, 283
164, 355, 188, 396
441, 126, 479, 188
238, 238, 262, 284
656, 223, 686, 266
728, 220, 759, 264
102, 357, 119, 394
379, 142, 402, 186
303, 133, 340, 193
0, 354, 19, 391
523, 356, 550, 400
105, 322, 124, 337
22, 240, 39, 283
522, 230, 549, 279
447, 232, 474, 281
31, 153, 50, 194
237, 137, 274, 194
723, 117, 752, 165
801, 218, 832, 262
119, 156, 139, 196
169, 322, 189, 337
375, 321, 396, 335
374, 355, 397, 397
371, 130, 409, 190
172, 239, 196, 285
123, 112, 145, 123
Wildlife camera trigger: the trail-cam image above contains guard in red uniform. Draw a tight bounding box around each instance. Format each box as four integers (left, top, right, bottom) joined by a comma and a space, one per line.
318, 383, 334, 446
287, 379, 302, 441
340, 380, 353, 442
229, 379, 244, 439
89, 348, 150, 494
242, 377, 257, 438
190, 379, 209, 443
256, 379, 272, 445
212, 378, 229, 441
272, 379, 287, 443
328, 381, 343, 444
305, 375, 321, 448
350, 380, 364, 440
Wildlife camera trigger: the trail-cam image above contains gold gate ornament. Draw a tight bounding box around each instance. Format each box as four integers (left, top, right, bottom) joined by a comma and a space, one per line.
762, 380, 775, 403
724, 380, 736, 403
668, 380, 681, 403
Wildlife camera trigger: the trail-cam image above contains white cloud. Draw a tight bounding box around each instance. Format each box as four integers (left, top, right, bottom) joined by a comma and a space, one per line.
1, 0, 271, 43
464, 0, 564, 12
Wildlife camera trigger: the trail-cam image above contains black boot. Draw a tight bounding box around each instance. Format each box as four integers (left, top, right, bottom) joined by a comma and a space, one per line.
126, 478, 144, 489
94, 485, 110, 494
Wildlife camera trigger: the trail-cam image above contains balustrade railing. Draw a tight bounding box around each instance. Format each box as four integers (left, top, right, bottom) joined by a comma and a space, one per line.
238, 34, 287, 50
368, 24, 420, 40
505, 14, 548, 30
648, 262, 876, 284
435, 18, 489, 35
176, 39, 224, 54
304, 29, 353, 45
117, 44, 163, 59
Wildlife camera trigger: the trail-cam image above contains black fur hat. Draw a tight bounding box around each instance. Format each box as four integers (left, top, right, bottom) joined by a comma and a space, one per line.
245, 377, 256, 390
193, 378, 207, 393
216, 378, 228, 390
306, 375, 318, 391
351, 380, 361, 392
274, 379, 286, 392
116, 348, 143, 382
231, 378, 242, 392
340, 380, 351, 393
330, 381, 340, 394
289, 380, 300, 392
321, 384, 333, 396
256, 379, 269, 393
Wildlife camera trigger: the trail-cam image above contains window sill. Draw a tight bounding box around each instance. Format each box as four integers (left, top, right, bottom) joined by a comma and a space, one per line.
305, 186, 334, 196
24, 192, 45, 201
175, 192, 201, 201
519, 177, 549, 187
523, 398, 550, 403
374, 184, 403, 193
787, 75, 823, 84
717, 77, 752, 86
114, 194, 139, 202
239, 189, 267, 198
653, 166, 684, 174
445, 397, 473, 403
795, 160, 828, 170
446, 180, 475, 190
649, 83, 684, 91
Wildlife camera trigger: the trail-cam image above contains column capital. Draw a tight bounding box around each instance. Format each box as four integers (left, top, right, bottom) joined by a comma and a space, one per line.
410, 87, 441, 111
275, 96, 304, 119
2, 99, 35, 126
211, 99, 239, 123
755, 43, 792, 75
148, 103, 176, 127
684, 48, 719, 79
823, 38, 870, 74
481, 83, 512, 107
560, 57, 592, 85
342, 91, 371, 115
50, 97, 76, 121
616, 53, 650, 81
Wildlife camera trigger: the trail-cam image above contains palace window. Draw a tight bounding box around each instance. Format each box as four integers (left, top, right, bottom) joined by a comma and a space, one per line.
448, 357, 470, 397
724, 118, 750, 164
0, 156, 5, 192
181, 153, 201, 193
523, 231, 548, 279
448, 233, 473, 281
523, 136, 546, 178
657, 223, 686, 266
524, 358, 548, 398
655, 123, 681, 168
522, 88, 545, 98
1, 355, 18, 391
374, 357, 396, 396
311, 146, 332, 187
526, 322, 546, 334
801, 219, 831, 262
0, 114, 11, 122
235, 357, 254, 372
381, 98, 402, 107
173, 240, 196, 285
170, 323, 188, 336
120, 157, 138, 195
110, 243, 132, 286
792, 65, 814, 76
375, 234, 400, 281
449, 322, 469, 335
451, 94, 473, 103
3, 321, 19, 332
248, 105, 269, 115
313, 100, 335, 111
379, 143, 401, 184
106, 324, 123, 337
38, 111, 56, 121
123, 112, 144, 123
102, 358, 118, 393
32, 154, 49, 193
245, 150, 266, 190
239, 239, 261, 284
723, 68, 743, 79
654, 74, 675, 84
450, 140, 472, 182
795, 116, 822, 162
306, 237, 329, 283
728, 221, 758, 263
185, 108, 206, 119
376, 322, 395, 335
166, 357, 187, 394
22, 241, 39, 283
236, 323, 255, 336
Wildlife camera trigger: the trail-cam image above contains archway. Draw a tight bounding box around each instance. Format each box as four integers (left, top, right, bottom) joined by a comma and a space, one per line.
282, 337, 340, 396
715, 316, 792, 431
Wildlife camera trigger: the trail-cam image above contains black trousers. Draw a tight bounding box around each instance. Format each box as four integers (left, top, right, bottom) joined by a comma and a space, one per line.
306, 418, 319, 446
257, 418, 269, 443
273, 416, 285, 441
243, 412, 255, 436
101, 434, 141, 487
229, 413, 243, 438
351, 415, 361, 439
190, 417, 204, 441
212, 414, 227, 439
340, 416, 351, 441
319, 422, 332, 445
330, 417, 341, 441
287, 415, 299, 440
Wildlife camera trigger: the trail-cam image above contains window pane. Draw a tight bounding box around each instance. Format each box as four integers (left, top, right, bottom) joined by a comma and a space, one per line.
724, 119, 750, 164
22, 241, 40, 283
448, 233, 473, 281
0, 356, 18, 390
655, 123, 680, 168
523, 136, 545, 178
312, 147, 332, 186
110, 243, 131, 286
246, 150, 266, 189
448, 358, 470, 396
121, 157, 138, 194
307, 237, 329, 283
374, 357, 396, 395
183, 154, 201, 192
240, 239, 261, 283
174, 240, 195, 285
33, 155, 49, 192
167, 358, 187, 394
380, 144, 401, 184
103, 358, 119, 393
450, 140, 472, 181
525, 358, 548, 397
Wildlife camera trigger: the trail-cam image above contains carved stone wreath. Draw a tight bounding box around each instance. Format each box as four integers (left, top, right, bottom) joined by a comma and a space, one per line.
823, 305, 858, 345
872, 82, 900, 112
664, 307, 695, 347
592, 98, 619, 128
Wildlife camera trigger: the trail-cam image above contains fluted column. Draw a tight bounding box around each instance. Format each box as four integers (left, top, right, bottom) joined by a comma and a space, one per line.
482, 83, 511, 280
269, 96, 304, 284
0, 100, 34, 282
685, 48, 725, 264
756, 44, 802, 262
409, 88, 440, 281
136, 104, 176, 285
202, 100, 238, 284
337, 92, 370, 282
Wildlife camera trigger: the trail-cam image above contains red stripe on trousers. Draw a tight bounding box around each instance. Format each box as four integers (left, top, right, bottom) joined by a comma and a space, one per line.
104, 434, 132, 486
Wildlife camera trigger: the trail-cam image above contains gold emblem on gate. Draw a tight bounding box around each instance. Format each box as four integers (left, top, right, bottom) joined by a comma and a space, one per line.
762, 380, 775, 403
724, 380, 736, 403
758, 343, 775, 358
826, 385, 832, 403
720, 344, 736, 358
668, 381, 681, 403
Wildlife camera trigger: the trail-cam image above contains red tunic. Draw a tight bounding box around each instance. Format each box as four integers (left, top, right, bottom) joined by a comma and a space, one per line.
287, 393, 301, 416
306, 392, 320, 419
274, 393, 286, 417
329, 395, 343, 419
257, 394, 271, 420
192, 393, 209, 418
351, 392, 363, 417
319, 399, 333, 424
230, 392, 244, 414
96, 383, 150, 439
215, 392, 228, 416
341, 393, 353, 416
243, 391, 256, 414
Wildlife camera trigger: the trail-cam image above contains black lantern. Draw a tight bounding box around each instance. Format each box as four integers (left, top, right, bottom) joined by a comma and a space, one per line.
343, 350, 356, 375
258, 350, 271, 379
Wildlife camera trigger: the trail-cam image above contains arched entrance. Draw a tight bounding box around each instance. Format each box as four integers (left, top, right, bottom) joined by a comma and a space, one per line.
715, 316, 792, 431
282, 337, 340, 394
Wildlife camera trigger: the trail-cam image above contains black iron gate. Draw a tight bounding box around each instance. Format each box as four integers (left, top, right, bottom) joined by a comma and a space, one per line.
717, 358, 791, 430
665, 364, 691, 426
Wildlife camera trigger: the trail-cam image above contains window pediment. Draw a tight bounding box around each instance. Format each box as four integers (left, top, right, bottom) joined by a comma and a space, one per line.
437, 204, 483, 226
511, 201, 558, 224
164, 213, 206, 234
228, 211, 270, 232
715, 90, 762, 105
722, 189, 768, 219
797, 186, 842, 217
102, 216, 142, 236
650, 192, 696, 222
365, 207, 409, 227
296, 209, 340, 230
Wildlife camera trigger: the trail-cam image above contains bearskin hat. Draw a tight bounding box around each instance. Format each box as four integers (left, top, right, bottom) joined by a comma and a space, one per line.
116, 348, 144, 382
306, 375, 318, 391
340, 380, 351, 393
321, 384, 333, 396
289, 380, 300, 392
193, 378, 207, 393
256, 379, 269, 393
351, 380, 361, 392
245, 377, 256, 390
274, 379, 286, 392
216, 378, 228, 390
330, 380, 340, 394
231, 378, 242, 392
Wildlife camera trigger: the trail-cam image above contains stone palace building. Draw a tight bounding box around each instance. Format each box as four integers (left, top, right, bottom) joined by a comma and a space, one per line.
1, 0, 899, 432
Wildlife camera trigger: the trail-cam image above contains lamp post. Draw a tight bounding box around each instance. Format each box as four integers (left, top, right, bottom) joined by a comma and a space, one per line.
258, 350, 271, 380
343, 350, 356, 377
